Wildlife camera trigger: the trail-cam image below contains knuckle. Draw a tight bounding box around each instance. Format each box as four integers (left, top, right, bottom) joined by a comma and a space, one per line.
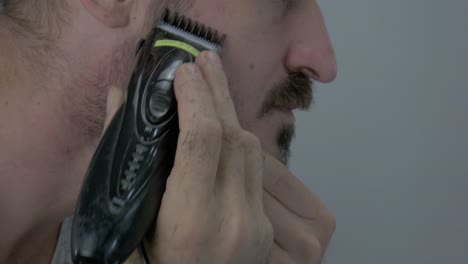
222, 123, 242, 138
196, 51, 211, 67
174, 66, 204, 91
298, 235, 323, 263
224, 214, 250, 250
224, 210, 270, 247
222, 129, 262, 157
323, 210, 337, 237
233, 131, 262, 159
171, 224, 209, 247
197, 117, 223, 138
179, 117, 222, 147
259, 216, 274, 244
248, 213, 274, 253
240, 131, 262, 151
221, 211, 274, 259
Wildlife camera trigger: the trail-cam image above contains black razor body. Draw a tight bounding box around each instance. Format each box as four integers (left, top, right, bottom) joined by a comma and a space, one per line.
71, 12, 226, 263
71, 38, 190, 263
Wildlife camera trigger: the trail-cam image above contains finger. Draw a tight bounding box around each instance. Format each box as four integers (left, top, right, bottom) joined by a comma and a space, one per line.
264, 191, 323, 264
264, 154, 335, 251
196, 51, 240, 128
196, 51, 246, 197
169, 63, 222, 198
269, 243, 295, 264
215, 136, 246, 202
242, 134, 265, 211
264, 154, 332, 225
102, 85, 124, 136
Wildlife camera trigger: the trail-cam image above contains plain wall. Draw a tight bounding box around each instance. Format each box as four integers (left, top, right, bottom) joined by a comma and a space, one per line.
290, 0, 468, 263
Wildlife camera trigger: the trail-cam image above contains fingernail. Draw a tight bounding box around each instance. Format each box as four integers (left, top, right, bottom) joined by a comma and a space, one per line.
186, 64, 202, 79
207, 51, 221, 66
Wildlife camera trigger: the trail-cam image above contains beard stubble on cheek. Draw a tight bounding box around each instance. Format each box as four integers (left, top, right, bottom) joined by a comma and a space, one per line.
63, 40, 137, 146
62, 3, 194, 146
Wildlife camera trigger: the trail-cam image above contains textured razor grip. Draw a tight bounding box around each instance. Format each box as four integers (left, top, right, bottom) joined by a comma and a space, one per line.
71, 47, 193, 264
146, 80, 176, 124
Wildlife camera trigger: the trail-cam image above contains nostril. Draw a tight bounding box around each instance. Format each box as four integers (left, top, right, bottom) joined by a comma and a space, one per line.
301, 67, 319, 81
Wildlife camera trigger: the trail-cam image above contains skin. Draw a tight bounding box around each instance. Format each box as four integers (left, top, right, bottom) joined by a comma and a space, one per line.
0, 0, 337, 263
189, 0, 337, 160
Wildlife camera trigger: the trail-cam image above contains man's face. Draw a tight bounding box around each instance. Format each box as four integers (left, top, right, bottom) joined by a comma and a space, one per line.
172, 0, 337, 164
76, 0, 336, 164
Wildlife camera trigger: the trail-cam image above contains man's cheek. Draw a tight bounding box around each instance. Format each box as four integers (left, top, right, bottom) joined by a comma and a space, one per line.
232, 93, 260, 129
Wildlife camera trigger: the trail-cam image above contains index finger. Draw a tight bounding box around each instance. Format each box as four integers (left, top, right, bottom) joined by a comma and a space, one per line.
169, 64, 222, 197
263, 154, 325, 220
196, 51, 240, 129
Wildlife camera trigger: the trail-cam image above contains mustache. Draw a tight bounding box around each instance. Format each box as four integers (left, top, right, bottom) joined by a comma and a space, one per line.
258, 72, 314, 119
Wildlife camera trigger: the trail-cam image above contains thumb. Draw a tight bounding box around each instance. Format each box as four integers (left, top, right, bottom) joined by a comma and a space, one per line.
102, 85, 125, 136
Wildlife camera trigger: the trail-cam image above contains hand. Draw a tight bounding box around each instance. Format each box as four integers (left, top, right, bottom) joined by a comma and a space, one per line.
132, 51, 273, 264
263, 155, 336, 264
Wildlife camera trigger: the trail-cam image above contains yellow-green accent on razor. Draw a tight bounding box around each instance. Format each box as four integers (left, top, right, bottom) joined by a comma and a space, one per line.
155, 40, 200, 57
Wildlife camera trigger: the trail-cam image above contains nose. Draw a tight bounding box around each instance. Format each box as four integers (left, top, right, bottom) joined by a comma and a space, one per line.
285, 3, 337, 83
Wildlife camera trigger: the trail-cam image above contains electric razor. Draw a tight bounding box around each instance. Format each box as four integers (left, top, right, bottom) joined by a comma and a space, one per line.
71, 10, 226, 264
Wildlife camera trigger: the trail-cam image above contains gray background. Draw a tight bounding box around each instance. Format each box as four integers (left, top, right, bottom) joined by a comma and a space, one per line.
290, 0, 468, 263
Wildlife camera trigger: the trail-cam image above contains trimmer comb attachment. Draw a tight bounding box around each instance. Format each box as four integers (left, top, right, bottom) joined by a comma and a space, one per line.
160, 9, 226, 52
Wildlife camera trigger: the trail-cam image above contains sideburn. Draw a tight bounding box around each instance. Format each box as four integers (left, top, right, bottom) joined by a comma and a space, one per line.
61, 40, 135, 146
61, 0, 195, 145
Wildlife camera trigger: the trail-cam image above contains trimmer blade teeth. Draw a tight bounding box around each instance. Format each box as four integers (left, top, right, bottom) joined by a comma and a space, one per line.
184, 18, 191, 31
162, 9, 170, 22
211, 30, 218, 42
198, 25, 205, 38
177, 15, 183, 28
160, 9, 226, 50
190, 21, 197, 34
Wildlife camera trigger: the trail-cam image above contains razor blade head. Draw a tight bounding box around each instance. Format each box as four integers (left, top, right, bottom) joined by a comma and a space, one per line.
160, 9, 226, 52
